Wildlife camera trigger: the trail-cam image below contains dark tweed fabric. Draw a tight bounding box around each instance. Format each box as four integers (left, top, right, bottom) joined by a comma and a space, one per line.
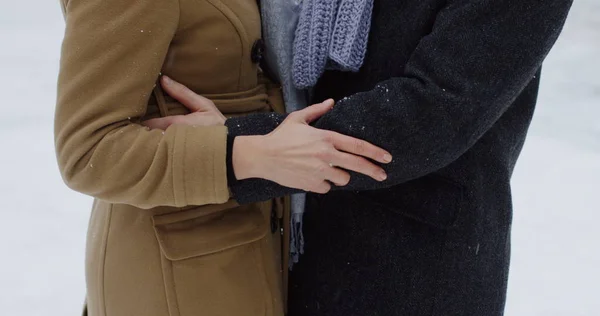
225, 0, 572, 315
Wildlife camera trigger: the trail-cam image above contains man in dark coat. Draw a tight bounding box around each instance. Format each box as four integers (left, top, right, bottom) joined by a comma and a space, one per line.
224, 0, 574, 314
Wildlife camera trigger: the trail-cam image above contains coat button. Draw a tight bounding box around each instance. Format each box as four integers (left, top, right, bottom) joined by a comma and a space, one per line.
251, 39, 265, 64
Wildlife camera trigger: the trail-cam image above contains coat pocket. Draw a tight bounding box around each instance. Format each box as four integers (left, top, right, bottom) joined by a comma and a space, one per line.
359, 175, 464, 229
152, 200, 275, 316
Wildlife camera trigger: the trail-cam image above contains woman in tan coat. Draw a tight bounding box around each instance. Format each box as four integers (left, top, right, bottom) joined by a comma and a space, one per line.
55, 0, 392, 315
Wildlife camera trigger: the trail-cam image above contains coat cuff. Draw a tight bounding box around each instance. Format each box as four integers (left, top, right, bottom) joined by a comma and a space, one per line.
174, 125, 230, 206
225, 113, 301, 204
225, 131, 238, 188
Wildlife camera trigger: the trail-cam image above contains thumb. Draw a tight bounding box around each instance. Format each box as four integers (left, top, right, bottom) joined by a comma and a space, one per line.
295, 99, 335, 123
161, 75, 215, 112
143, 115, 178, 130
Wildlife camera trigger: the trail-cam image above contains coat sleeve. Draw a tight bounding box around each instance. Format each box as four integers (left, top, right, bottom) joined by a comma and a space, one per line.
55, 0, 230, 209
225, 0, 573, 203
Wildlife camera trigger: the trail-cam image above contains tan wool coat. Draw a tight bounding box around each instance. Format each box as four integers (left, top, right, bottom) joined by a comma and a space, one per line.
55, 0, 290, 315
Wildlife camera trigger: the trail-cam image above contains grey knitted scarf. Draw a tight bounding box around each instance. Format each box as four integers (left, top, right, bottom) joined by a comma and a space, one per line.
260, 0, 373, 268
293, 0, 373, 89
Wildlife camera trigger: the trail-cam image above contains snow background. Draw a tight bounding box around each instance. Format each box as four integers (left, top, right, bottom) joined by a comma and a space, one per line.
0, 1, 597, 315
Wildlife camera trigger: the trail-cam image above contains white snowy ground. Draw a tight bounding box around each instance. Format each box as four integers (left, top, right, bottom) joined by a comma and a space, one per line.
0, 1, 597, 315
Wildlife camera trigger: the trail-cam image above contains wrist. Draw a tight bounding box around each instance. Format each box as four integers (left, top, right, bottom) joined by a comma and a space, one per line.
232, 135, 267, 180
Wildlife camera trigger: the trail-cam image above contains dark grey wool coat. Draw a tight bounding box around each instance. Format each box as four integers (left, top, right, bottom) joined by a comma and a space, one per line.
225, 0, 573, 315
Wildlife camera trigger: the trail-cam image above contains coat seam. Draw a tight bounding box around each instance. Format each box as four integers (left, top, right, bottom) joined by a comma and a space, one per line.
171, 129, 179, 206
157, 253, 174, 316
153, 214, 181, 316
100, 204, 114, 316
174, 0, 181, 36
212, 131, 218, 200
253, 242, 271, 316
169, 0, 181, 207
200, 0, 248, 90
172, 267, 184, 316
182, 129, 188, 205
165, 255, 183, 316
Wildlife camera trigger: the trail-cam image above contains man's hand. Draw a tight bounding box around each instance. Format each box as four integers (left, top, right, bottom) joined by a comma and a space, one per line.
143, 76, 226, 129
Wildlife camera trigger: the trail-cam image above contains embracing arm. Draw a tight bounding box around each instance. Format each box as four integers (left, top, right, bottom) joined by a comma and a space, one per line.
56, 0, 230, 208
226, 0, 573, 203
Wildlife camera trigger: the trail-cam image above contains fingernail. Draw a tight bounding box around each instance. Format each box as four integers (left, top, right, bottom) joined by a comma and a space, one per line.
378, 171, 387, 181
383, 153, 392, 163
162, 75, 171, 85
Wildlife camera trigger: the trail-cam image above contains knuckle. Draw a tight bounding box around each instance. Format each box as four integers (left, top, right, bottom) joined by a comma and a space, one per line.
184, 88, 196, 99
199, 97, 212, 106
354, 139, 366, 153
356, 159, 379, 178
171, 82, 182, 92
352, 156, 368, 170
316, 163, 328, 174
371, 168, 382, 178
375, 147, 387, 157
321, 131, 334, 143
315, 144, 332, 160
289, 112, 300, 119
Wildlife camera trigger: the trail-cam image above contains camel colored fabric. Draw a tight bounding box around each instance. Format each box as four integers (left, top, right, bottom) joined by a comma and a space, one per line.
55, 0, 287, 315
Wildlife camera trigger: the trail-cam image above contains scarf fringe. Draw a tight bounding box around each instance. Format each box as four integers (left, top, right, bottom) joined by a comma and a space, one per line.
289, 193, 307, 269
289, 211, 305, 269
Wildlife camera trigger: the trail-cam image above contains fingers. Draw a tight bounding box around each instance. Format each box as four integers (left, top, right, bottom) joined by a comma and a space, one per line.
143, 113, 224, 130
143, 115, 191, 130
327, 131, 392, 164
142, 116, 175, 130
293, 99, 335, 123
161, 75, 215, 112
323, 164, 351, 186
331, 152, 387, 182
310, 181, 332, 194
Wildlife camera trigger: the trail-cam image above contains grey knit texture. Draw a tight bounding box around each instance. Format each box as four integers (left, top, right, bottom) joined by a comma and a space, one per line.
259, 0, 309, 268
292, 0, 373, 88
329, 0, 373, 70
261, 0, 372, 266
260, 0, 373, 266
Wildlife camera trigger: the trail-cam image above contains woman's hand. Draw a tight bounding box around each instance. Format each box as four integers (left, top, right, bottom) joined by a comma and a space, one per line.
146, 76, 393, 194
233, 100, 393, 193
143, 76, 226, 129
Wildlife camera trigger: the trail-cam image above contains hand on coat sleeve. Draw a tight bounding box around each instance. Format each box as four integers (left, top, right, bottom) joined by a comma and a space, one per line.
55, 0, 229, 208
313, 0, 573, 191
143, 76, 227, 129
224, 0, 573, 203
